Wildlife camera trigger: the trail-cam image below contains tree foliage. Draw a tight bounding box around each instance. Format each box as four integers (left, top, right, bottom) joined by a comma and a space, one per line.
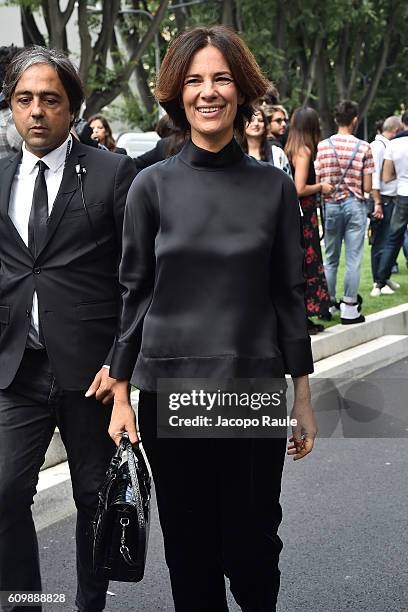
239, 0, 407, 135
7, 0, 408, 135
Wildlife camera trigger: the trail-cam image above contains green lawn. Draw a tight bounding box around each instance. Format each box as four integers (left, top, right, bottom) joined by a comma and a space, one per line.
314, 239, 408, 328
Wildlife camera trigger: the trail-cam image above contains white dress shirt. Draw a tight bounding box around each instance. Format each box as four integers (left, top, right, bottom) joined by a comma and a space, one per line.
370, 134, 397, 197
8, 135, 72, 348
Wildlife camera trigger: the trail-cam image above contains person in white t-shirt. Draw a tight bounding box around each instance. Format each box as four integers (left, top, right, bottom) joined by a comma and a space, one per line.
369, 115, 401, 296
376, 111, 408, 288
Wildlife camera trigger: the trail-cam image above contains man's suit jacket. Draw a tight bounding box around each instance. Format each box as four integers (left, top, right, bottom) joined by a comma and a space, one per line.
0, 138, 136, 390
134, 136, 184, 172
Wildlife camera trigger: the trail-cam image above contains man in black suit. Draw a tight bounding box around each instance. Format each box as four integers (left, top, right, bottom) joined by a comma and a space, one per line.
0, 46, 136, 611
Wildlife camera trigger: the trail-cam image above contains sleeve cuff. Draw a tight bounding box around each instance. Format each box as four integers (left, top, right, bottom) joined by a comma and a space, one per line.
280, 338, 314, 377
109, 341, 140, 380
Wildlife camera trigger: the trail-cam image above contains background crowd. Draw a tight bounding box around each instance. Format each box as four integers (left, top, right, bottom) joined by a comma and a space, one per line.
100, 96, 408, 334
1, 42, 407, 337
131, 90, 408, 334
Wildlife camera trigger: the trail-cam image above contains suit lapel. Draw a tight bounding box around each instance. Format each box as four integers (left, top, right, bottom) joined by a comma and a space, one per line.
0, 151, 21, 216
0, 150, 33, 257
37, 138, 87, 257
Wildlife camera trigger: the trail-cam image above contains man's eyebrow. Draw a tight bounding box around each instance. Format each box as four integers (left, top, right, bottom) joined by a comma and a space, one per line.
13, 89, 62, 98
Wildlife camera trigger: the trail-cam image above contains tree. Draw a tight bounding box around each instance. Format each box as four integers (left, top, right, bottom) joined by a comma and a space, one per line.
12, 0, 169, 118
8, 0, 408, 134
239, 0, 407, 136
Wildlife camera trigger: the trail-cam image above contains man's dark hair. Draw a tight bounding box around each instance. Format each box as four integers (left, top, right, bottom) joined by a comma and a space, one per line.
0, 45, 23, 109
260, 83, 280, 106
401, 110, 408, 126
334, 100, 359, 126
3, 45, 84, 117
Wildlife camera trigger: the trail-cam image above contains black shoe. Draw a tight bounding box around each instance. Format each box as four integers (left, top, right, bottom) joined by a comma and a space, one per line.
357, 294, 363, 312
318, 310, 332, 321
341, 314, 365, 325
307, 318, 325, 334
329, 300, 341, 316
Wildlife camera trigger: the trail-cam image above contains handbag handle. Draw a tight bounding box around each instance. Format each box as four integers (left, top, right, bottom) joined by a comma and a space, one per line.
120, 434, 147, 556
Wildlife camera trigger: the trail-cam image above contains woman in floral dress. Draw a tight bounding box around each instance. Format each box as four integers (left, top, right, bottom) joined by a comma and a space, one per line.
285, 107, 333, 333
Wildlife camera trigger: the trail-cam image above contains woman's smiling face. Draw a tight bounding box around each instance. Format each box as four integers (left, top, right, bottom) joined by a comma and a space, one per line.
181, 45, 244, 151
245, 111, 265, 138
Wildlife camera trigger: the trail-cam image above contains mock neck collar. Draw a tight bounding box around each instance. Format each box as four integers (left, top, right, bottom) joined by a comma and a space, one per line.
179, 137, 244, 170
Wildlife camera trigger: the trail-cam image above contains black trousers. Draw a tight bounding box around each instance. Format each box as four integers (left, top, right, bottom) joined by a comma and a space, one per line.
0, 349, 115, 612
138, 391, 287, 612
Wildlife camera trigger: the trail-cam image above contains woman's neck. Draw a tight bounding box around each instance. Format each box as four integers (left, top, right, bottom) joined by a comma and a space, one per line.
190, 127, 234, 153
246, 135, 261, 159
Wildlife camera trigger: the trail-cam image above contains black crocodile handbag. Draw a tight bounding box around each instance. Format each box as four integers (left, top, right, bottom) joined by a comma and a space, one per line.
92, 433, 151, 582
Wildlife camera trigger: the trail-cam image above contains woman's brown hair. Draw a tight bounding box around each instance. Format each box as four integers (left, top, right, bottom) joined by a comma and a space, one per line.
242, 107, 271, 162
285, 106, 322, 162
155, 26, 269, 137
88, 114, 117, 152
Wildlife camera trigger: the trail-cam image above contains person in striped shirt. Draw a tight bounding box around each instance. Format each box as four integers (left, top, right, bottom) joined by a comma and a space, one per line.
315, 100, 374, 324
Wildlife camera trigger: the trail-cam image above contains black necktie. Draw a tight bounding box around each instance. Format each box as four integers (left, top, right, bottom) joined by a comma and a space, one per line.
28, 160, 49, 257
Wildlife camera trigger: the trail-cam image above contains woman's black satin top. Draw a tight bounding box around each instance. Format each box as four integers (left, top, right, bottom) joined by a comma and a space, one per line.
110, 138, 313, 389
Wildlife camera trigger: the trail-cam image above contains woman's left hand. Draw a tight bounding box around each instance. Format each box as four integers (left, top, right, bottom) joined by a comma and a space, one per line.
108, 381, 139, 446
287, 376, 317, 461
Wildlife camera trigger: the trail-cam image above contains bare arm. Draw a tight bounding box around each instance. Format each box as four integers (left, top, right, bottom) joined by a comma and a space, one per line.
363, 173, 372, 193
292, 147, 334, 198
287, 375, 317, 461
382, 159, 396, 183
292, 148, 320, 197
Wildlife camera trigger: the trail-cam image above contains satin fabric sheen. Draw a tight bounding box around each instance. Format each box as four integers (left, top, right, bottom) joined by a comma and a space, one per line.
110, 138, 313, 389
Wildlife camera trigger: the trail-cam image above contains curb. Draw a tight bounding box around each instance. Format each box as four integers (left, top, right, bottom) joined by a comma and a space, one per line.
313, 334, 408, 378
311, 303, 408, 362
41, 304, 408, 471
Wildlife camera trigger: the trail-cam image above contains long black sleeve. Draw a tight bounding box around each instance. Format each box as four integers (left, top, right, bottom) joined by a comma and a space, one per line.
270, 177, 313, 376
109, 171, 157, 377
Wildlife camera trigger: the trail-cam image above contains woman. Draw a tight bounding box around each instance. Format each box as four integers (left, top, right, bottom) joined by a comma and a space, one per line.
285, 106, 334, 330
88, 113, 127, 154
243, 107, 292, 175
109, 27, 317, 611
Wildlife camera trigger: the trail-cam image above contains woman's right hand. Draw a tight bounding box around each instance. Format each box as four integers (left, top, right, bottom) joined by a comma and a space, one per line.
108, 381, 139, 446
320, 182, 335, 196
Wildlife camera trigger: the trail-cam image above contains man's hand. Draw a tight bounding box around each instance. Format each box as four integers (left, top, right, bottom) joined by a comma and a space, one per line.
320, 182, 335, 196
109, 391, 138, 446
85, 367, 118, 405
373, 202, 384, 219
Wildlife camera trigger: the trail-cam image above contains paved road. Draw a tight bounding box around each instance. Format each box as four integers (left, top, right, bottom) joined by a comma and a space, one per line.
33, 358, 408, 612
